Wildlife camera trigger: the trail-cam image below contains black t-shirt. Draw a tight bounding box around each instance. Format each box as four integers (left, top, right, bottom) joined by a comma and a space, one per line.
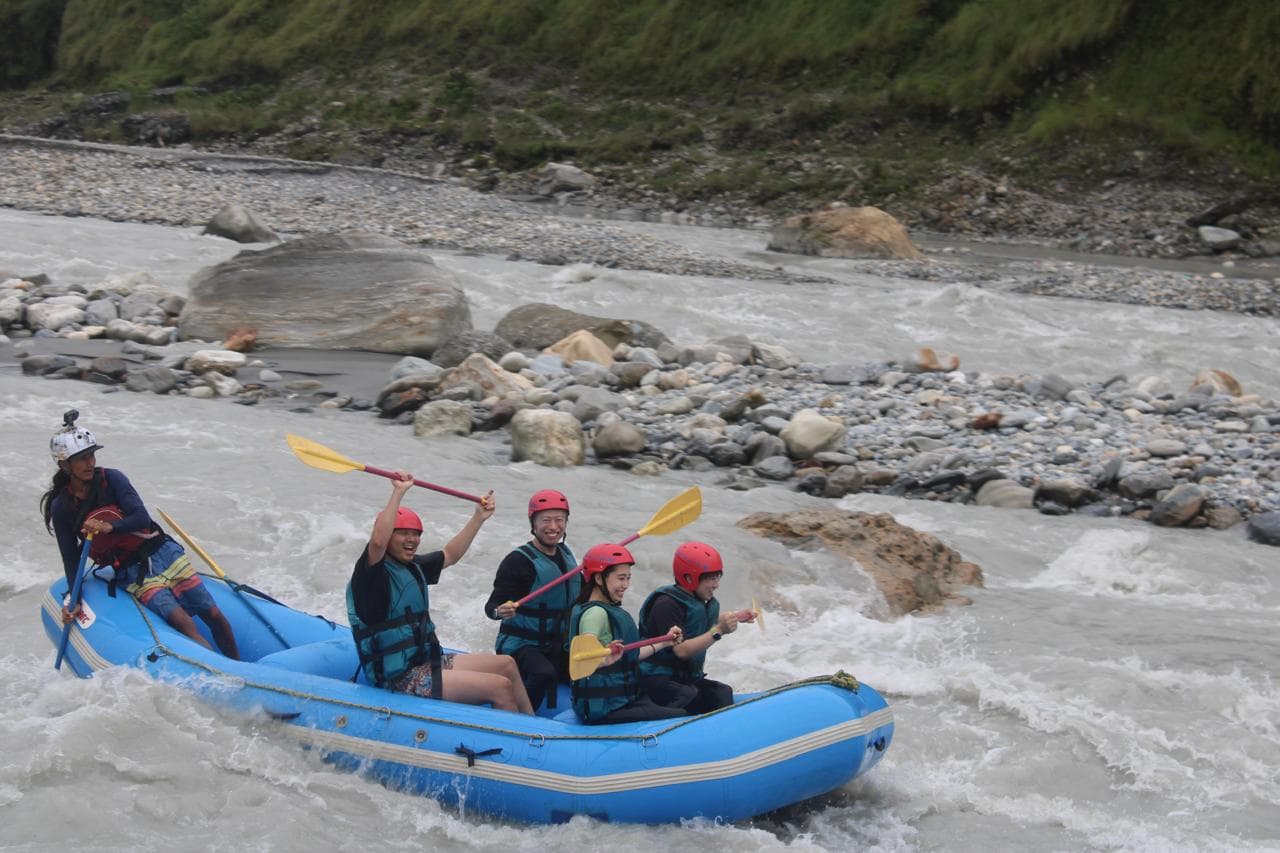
643, 592, 689, 638
349, 548, 444, 626
483, 545, 571, 618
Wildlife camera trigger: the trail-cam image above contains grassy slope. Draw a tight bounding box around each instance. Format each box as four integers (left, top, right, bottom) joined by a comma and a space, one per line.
2, 0, 1277, 209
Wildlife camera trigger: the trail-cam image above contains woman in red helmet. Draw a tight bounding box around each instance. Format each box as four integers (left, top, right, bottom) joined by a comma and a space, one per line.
485, 489, 578, 711
639, 541, 752, 714
567, 543, 686, 724
40, 410, 239, 658
346, 472, 534, 714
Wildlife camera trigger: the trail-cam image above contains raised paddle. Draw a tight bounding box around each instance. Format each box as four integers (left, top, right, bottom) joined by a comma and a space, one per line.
569, 631, 677, 681
157, 508, 290, 650
55, 534, 93, 671
285, 434, 482, 504
505, 486, 703, 610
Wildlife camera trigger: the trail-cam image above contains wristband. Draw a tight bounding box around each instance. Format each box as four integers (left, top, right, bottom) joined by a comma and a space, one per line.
711, 631, 723, 642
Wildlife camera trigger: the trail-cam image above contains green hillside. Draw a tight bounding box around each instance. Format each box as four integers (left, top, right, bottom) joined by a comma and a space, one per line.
3, 0, 1278, 207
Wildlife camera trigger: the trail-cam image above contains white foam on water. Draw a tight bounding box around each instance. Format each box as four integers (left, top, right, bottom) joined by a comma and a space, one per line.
6, 205, 1280, 848
550, 263, 599, 283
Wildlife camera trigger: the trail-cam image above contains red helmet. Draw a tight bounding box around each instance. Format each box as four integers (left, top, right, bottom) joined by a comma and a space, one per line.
393, 507, 423, 532
581, 543, 635, 582
528, 489, 570, 519
673, 541, 723, 592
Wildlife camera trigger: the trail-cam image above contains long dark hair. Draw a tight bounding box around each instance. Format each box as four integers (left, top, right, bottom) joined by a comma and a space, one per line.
576, 570, 605, 605
40, 469, 70, 535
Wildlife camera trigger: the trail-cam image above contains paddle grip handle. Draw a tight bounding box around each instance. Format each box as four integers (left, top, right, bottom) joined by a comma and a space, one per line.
55, 534, 94, 671
362, 464, 482, 503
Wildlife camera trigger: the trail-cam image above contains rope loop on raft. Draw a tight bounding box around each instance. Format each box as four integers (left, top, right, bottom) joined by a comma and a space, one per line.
830, 670, 861, 692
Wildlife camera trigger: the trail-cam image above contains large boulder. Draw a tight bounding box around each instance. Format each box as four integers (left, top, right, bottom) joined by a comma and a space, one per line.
203, 204, 279, 244
780, 409, 846, 459
509, 409, 586, 467
178, 231, 471, 354
737, 509, 983, 617
767, 206, 925, 260
1246, 511, 1280, 546
494, 303, 669, 351
438, 353, 533, 400
413, 400, 474, 438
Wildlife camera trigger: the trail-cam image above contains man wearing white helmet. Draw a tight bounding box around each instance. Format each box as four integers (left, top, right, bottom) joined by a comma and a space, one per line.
39, 410, 239, 658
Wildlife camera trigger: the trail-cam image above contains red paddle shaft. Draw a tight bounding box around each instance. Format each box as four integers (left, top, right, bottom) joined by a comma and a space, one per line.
362, 464, 482, 504
512, 530, 643, 607
613, 632, 677, 655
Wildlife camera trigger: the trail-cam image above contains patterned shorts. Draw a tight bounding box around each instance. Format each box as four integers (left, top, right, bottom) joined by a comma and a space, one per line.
126, 539, 216, 619
389, 655, 457, 697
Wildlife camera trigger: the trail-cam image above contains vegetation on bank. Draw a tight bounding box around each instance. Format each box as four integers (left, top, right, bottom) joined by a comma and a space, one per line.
2, 0, 1277, 210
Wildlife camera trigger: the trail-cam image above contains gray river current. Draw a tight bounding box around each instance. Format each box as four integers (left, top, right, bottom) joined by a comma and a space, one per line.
1, 208, 1277, 851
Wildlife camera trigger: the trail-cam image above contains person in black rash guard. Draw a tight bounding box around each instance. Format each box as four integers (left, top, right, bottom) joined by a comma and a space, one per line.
638, 541, 753, 715
484, 489, 578, 710
346, 471, 534, 714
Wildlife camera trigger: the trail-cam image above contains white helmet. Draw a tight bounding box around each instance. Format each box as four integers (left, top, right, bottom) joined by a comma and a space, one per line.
51, 424, 103, 462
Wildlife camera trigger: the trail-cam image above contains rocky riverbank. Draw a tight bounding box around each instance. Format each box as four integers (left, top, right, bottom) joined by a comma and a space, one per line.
5, 274, 1279, 546
3, 135, 1279, 316
1, 137, 1278, 546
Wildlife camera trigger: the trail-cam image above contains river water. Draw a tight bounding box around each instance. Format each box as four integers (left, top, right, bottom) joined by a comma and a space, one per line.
1, 208, 1277, 851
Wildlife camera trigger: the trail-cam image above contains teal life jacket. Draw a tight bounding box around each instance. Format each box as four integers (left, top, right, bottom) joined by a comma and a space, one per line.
495, 542, 578, 655
346, 555, 441, 693
569, 600, 640, 723
638, 584, 718, 682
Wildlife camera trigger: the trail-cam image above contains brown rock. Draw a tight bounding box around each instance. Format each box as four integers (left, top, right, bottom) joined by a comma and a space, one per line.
970, 412, 1003, 430
1190, 368, 1242, 397
545, 329, 615, 366
766, 206, 926, 260
1204, 504, 1244, 530
377, 387, 428, 417
910, 346, 960, 372
737, 508, 983, 617
222, 326, 257, 353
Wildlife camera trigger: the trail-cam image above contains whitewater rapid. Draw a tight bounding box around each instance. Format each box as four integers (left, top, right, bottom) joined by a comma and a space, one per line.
1, 209, 1277, 851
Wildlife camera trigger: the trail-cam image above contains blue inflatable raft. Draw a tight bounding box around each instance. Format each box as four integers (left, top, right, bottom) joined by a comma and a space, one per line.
40, 571, 893, 825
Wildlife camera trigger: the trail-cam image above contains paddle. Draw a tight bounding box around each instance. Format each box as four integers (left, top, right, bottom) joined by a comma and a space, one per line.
506, 486, 703, 609
569, 631, 677, 681
55, 534, 93, 671
157, 508, 290, 650
285, 434, 482, 503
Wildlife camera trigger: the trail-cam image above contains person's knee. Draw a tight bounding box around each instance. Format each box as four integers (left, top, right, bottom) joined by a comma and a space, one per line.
491, 679, 519, 710
500, 655, 522, 681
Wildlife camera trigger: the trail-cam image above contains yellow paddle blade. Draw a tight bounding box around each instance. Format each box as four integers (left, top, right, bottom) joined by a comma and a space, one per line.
156, 508, 227, 579
568, 633, 610, 680
635, 486, 702, 539
751, 597, 765, 632
285, 433, 364, 474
